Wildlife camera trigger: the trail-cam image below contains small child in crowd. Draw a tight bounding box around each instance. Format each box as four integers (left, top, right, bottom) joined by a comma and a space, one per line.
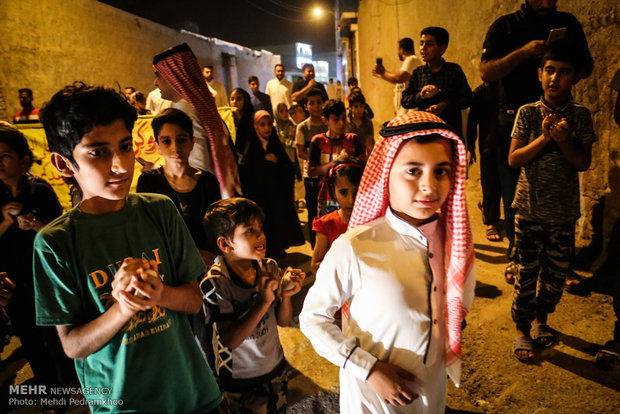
508, 41, 596, 362
401, 26, 472, 141
274, 102, 300, 180
289, 103, 306, 125
34, 82, 221, 412
345, 92, 375, 158
295, 89, 327, 247
308, 100, 363, 217
310, 157, 364, 274
301, 111, 475, 413
201, 197, 305, 413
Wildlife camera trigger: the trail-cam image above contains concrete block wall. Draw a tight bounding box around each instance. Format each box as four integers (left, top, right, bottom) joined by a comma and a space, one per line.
0, 0, 280, 120
356, 0, 620, 267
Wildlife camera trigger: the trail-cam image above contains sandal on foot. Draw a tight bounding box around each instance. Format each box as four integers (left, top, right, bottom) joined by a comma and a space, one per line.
531, 324, 555, 348
505, 261, 517, 285
513, 335, 534, 362
595, 340, 620, 370
486, 225, 502, 242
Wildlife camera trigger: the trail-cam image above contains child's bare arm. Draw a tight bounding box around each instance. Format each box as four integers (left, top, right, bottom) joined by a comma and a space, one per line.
56, 303, 135, 360
508, 114, 554, 168
367, 360, 418, 406
296, 144, 308, 161
311, 233, 330, 275
308, 161, 333, 177
216, 272, 278, 349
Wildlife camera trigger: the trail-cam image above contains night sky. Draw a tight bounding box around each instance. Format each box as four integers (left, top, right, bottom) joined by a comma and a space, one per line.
99, 0, 357, 54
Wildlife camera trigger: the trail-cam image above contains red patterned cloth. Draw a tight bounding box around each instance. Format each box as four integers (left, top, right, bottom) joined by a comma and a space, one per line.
349, 110, 475, 384
153, 44, 240, 198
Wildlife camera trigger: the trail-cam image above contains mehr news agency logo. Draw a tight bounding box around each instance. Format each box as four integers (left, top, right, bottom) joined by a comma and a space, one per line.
8, 385, 123, 407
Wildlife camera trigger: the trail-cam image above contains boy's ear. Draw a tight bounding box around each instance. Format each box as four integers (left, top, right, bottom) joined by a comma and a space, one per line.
321, 116, 328, 126
439, 44, 448, 55
538, 67, 543, 82
216, 236, 233, 253
50, 152, 77, 177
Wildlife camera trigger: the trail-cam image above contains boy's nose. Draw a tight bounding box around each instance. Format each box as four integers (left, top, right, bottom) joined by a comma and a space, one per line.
111, 151, 129, 173
419, 174, 436, 193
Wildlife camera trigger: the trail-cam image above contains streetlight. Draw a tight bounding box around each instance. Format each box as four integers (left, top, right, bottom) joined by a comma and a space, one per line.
311, 2, 341, 83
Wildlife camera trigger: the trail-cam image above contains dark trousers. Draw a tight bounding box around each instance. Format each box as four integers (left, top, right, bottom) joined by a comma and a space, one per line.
512, 217, 574, 330
480, 147, 502, 225
496, 118, 520, 260
304, 178, 318, 248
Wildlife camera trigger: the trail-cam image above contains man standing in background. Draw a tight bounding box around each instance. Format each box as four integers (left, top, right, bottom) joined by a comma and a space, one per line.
203, 65, 229, 107
265, 64, 292, 110
372, 37, 420, 116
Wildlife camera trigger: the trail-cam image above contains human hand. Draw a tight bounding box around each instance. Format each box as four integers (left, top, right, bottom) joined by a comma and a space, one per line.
112, 258, 159, 315
1, 202, 22, 224
420, 85, 441, 99
426, 101, 446, 115
308, 79, 318, 88
280, 267, 305, 297
257, 271, 279, 305
372, 65, 386, 78
549, 118, 570, 143
0, 272, 15, 308
17, 213, 44, 232
265, 153, 278, 163
367, 361, 418, 406
520, 40, 547, 59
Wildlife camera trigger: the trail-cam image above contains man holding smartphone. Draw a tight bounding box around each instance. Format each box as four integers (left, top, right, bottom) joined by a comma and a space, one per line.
372, 37, 420, 116
479, 0, 593, 285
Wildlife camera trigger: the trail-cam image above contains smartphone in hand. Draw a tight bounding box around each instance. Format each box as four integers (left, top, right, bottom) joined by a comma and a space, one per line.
376, 57, 383, 66
546, 27, 567, 44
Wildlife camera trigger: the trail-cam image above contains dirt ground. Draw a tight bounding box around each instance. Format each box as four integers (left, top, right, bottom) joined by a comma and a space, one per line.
2, 166, 619, 413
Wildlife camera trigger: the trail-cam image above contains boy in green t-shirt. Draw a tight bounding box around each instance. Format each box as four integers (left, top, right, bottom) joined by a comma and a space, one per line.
34, 82, 221, 413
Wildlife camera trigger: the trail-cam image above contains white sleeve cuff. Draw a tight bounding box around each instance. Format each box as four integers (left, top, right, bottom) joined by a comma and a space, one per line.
343, 346, 378, 381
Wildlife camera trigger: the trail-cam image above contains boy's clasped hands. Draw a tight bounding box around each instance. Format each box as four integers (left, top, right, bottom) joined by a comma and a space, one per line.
543, 113, 570, 144
112, 257, 163, 315
256, 266, 305, 305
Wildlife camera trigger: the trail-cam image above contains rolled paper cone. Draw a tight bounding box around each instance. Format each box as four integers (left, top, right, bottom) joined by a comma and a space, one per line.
7, 207, 21, 216
281, 273, 296, 291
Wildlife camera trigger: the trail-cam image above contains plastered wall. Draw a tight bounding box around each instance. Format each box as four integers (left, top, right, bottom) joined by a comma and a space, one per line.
357, 0, 620, 268
0, 0, 280, 121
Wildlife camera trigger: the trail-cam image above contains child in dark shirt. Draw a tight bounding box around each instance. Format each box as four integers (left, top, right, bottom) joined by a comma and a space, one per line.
401, 26, 472, 140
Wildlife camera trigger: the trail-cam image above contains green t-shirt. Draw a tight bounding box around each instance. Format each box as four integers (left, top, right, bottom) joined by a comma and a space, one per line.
33, 193, 221, 413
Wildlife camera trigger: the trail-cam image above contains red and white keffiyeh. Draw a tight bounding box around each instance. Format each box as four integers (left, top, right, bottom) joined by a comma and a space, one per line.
153, 43, 240, 198
349, 110, 475, 383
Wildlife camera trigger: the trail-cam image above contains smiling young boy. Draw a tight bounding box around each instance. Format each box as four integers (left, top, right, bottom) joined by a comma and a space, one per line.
34, 83, 221, 412
308, 100, 363, 216
301, 111, 475, 413
401, 27, 471, 140
508, 41, 596, 362
201, 197, 305, 412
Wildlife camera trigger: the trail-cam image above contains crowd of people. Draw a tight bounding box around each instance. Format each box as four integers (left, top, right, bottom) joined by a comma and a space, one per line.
1, 0, 619, 413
